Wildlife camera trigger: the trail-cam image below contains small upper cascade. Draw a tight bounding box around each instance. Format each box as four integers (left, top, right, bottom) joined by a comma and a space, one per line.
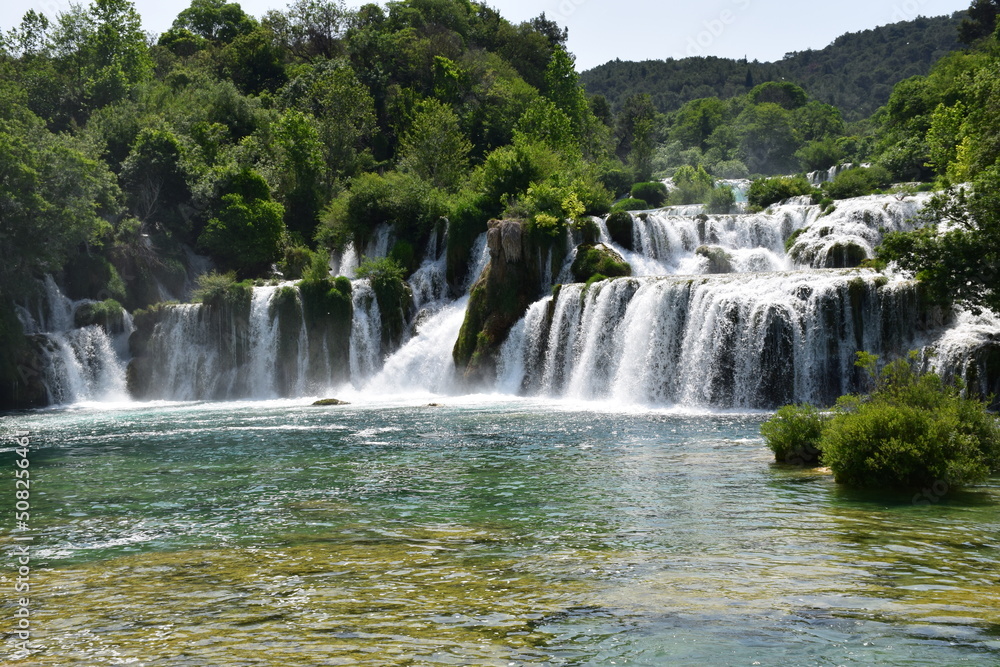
331, 223, 394, 278
589, 192, 933, 279
409, 224, 449, 310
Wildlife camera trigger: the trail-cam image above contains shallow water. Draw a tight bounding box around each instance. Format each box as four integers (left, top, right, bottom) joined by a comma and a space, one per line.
2, 398, 999, 665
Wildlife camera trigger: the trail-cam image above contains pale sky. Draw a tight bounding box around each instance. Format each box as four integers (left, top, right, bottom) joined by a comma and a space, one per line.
0, 0, 973, 71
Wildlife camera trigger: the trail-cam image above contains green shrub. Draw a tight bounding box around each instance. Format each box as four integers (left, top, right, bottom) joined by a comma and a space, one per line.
820, 354, 1000, 489
824, 166, 893, 200
668, 165, 714, 205
630, 181, 668, 208
706, 186, 735, 214
610, 197, 648, 213
191, 271, 252, 308
598, 164, 633, 197
278, 245, 314, 280
571, 245, 632, 283
747, 175, 816, 209
762, 404, 827, 466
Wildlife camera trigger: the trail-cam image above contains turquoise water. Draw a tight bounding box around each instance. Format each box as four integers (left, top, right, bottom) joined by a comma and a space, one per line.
2, 398, 1000, 665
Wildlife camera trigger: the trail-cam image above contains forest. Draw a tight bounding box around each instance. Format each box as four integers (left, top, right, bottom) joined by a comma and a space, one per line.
3, 0, 1000, 406
580, 12, 965, 120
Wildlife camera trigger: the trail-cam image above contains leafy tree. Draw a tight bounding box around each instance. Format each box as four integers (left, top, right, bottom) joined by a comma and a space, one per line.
959, 0, 1000, 44
748, 81, 808, 109
220, 26, 287, 94
172, 0, 258, 43
737, 102, 799, 174
80, 0, 154, 109
514, 97, 577, 155
198, 167, 285, 276
119, 127, 192, 238
267, 0, 347, 61
397, 99, 472, 191
0, 111, 118, 297
879, 166, 1000, 315
543, 45, 588, 138
281, 59, 376, 181
271, 110, 326, 238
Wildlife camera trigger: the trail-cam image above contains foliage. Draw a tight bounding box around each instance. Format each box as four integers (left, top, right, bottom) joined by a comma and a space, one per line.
0, 110, 117, 298
819, 354, 1000, 489
570, 245, 631, 283
761, 404, 827, 466
747, 175, 815, 209
706, 185, 735, 214
197, 167, 285, 276
610, 197, 648, 213
192, 270, 250, 306
630, 181, 668, 208
822, 165, 892, 200
319, 170, 447, 249
669, 165, 714, 205
878, 166, 1000, 315
579, 15, 963, 121
398, 99, 471, 190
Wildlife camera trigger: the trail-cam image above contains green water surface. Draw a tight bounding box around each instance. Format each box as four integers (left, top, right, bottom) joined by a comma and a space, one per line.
2, 397, 999, 665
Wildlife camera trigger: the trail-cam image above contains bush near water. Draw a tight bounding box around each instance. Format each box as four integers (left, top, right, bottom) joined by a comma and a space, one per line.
762, 353, 1000, 490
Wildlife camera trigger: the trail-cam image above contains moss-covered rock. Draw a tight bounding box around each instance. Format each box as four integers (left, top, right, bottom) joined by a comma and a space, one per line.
74, 299, 127, 334
453, 219, 543, 385
62, 252, 127, 303
695, 245, 734, 274
822, 241, 868, 269
571, 244, 632, 283
604, 211, 634, 251
312, 398, 350, 405
0, 303, 48, 409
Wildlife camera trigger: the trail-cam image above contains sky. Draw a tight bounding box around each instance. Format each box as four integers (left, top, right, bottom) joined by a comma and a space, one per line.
0, 0, 974, 71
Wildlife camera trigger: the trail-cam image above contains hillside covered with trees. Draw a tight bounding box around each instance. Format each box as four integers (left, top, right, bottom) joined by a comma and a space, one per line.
581, 13, 965, 121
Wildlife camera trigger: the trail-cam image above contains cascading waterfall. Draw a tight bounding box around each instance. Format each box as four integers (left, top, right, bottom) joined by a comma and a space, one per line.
21, 276, 132, 404
348, 279, 383, 385
498, 270, 931, 408
35, 188, 999, 409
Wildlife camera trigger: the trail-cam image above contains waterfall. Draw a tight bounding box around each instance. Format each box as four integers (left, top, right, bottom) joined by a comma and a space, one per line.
349, 279, 382, 384
331, 223, 394, 278
363, 297, 469, 396
21, 276, 132, 404
410, 226, 449, 310
497, 270, 931, 408
464, 233, 490, 290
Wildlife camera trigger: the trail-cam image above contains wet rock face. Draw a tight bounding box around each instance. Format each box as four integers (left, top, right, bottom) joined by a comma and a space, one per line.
453, 219, 543, 385
695, 245, 734, 274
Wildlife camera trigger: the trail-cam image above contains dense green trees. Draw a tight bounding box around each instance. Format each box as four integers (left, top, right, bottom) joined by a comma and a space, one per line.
580, 14, 963, 121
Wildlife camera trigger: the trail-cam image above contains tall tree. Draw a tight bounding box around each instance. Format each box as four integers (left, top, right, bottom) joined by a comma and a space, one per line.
398, 99, 472, 191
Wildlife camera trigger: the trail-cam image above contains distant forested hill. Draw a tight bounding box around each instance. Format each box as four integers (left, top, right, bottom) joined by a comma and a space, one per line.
581, 13, 964, 120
